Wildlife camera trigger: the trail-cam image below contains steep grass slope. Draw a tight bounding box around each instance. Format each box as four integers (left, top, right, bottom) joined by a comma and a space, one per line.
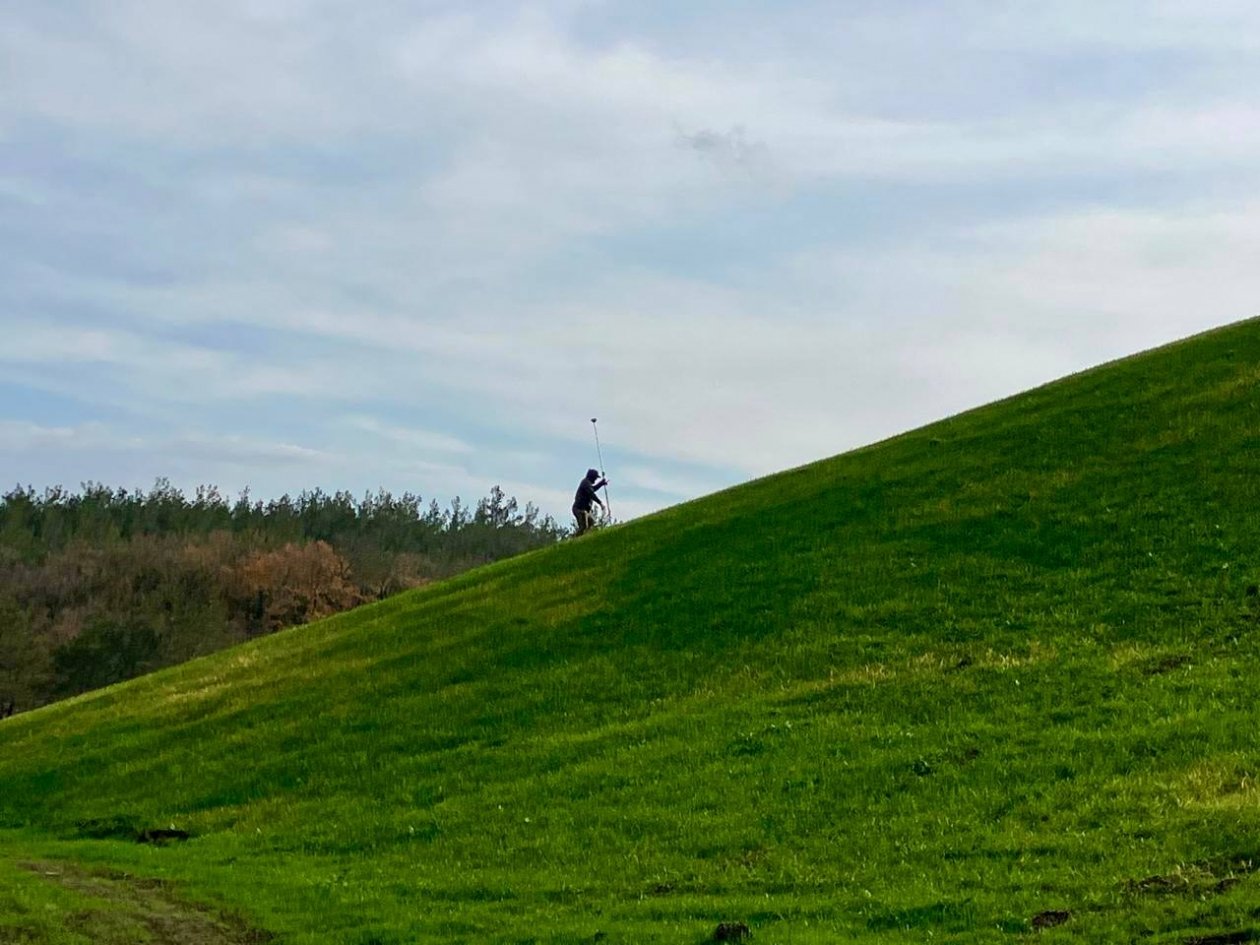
3, 319, 1260, 944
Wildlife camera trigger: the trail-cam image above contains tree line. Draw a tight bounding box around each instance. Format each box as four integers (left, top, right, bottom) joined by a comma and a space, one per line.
0, 480, 565, 715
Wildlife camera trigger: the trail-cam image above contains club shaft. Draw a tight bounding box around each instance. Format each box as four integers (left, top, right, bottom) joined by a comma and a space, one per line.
591, 420, 612, 517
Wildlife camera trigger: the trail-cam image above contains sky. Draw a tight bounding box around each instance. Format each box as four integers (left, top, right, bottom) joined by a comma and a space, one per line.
3, 1, 1260, 524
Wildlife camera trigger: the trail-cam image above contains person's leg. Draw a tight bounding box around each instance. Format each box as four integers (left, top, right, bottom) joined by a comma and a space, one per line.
573, 508, 589, 535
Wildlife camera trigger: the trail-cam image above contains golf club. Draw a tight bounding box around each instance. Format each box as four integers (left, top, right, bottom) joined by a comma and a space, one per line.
590, 417, 612, 519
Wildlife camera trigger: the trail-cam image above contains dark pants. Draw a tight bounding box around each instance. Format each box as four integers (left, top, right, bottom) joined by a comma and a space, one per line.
573, 506, 595, 535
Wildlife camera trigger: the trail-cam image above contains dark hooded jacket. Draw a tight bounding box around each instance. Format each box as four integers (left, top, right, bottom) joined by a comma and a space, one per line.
573, 470, 606, 512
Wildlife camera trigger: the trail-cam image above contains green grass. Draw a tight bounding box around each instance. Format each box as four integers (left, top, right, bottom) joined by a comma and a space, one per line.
4, 318, 1260, 943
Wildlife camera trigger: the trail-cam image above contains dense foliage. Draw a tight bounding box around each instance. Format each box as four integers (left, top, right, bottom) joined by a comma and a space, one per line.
0, 481, 564, 712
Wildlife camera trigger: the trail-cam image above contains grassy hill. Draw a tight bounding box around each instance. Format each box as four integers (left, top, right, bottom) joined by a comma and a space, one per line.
3, 319, 1260, 944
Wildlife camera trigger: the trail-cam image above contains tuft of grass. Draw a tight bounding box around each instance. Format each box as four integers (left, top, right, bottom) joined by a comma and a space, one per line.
4, 318, 1260, 942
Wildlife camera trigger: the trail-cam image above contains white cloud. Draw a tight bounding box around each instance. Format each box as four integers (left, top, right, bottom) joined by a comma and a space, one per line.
620, 464, 733, 501
952, 0, 1260, 53
0, 420, 122, 451
343, 416, 473, 455
169, 433, 331, 466
0, 421, 322, 467
30, 190, 1256, 486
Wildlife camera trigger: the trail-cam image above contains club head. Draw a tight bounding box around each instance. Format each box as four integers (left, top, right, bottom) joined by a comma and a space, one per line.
590, 418, 598, 424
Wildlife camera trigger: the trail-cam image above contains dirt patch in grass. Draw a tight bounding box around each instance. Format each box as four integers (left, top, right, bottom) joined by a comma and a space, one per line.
1124, 855, 1259, 900
20, 861, 273, 945
712, 920, 751, 941
70, 817, 192, 845
1030, 909, 1071, 930
1142, 653, 1193, 676
1182, 932, 1257, 945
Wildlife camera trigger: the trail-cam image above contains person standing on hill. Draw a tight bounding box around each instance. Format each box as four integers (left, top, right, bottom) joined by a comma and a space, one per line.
572, 468, 608, 536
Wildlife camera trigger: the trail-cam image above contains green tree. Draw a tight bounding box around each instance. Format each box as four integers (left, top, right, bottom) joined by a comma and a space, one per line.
0, 597, 50, 713
52, 617, 160, 698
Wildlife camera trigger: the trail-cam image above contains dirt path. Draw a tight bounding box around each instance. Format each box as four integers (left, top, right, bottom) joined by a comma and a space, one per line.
19, 862, 273, 945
